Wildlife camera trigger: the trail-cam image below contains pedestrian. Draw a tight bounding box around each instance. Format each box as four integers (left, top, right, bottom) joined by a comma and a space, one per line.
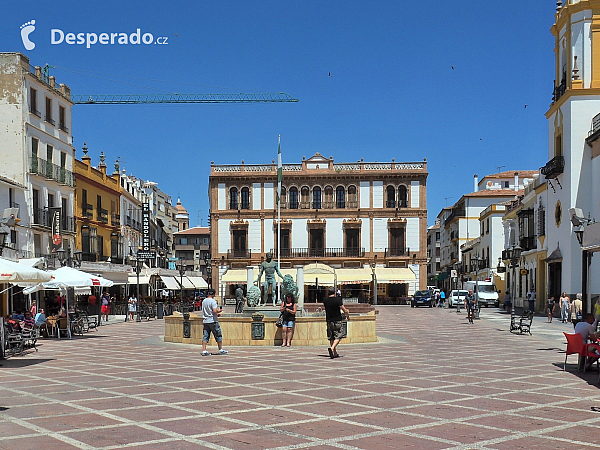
279, 293, 297, 347
128, 293, 137, 321
547, 296, 556, 323
527, 289, 536, 312
593, 296, 600, 323
560, 292, 570, 323
101, 292, 111, 322
504, 291, 511, 313
323, 286, 350, 359
465, 289, 477, 324
571, 293, 583, 328
440, 290, 446, 308
201, 289, 227, 356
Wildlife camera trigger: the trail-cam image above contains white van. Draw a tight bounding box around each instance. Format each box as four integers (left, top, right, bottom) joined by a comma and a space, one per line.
464, 281, 499, 307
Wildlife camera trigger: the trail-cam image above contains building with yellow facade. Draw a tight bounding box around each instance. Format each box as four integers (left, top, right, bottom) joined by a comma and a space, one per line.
74, 144, 123, 262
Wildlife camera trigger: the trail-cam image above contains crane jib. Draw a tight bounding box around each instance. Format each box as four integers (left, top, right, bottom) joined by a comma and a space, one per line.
71, 93, 299, 104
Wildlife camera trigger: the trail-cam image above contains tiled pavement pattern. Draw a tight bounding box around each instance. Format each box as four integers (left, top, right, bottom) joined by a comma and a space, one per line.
1, 306, 599, 450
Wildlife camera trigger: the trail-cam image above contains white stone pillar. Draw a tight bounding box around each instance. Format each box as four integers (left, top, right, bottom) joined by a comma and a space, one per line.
296, 267, 304, 311
247, 266, 254, 289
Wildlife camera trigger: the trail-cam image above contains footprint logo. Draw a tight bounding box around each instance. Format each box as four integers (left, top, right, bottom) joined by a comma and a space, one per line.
20, 20, 36, 51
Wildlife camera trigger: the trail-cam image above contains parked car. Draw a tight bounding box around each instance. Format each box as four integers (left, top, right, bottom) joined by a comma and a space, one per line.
411, 290, 433, 308
449, 290, 468, 307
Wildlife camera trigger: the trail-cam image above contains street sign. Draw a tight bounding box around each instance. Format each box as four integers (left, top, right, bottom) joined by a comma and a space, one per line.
451, 270, 457, 278
137, 251, 156, 260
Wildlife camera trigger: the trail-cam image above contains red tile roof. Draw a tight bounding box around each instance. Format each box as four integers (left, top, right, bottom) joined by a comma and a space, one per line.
174, 226, 210, 235
464, 189, 523, 197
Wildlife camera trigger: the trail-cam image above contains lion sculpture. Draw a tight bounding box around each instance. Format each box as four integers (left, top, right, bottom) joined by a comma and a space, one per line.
246, 285, 262, 307
281, 274, 299, 302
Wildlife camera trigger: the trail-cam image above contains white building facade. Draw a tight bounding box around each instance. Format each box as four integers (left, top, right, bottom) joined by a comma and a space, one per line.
0, 53, 76, 259
543, 2, 600, 311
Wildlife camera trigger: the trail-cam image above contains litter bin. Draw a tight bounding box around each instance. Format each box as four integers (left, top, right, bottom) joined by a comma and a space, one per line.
157, 302, 164, 319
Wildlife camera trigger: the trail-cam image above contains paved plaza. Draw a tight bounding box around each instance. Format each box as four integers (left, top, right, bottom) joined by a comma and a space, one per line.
1, 306, 599, 449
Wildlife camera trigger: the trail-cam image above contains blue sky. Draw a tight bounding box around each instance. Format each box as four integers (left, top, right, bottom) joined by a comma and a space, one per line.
3, 1, 555, 226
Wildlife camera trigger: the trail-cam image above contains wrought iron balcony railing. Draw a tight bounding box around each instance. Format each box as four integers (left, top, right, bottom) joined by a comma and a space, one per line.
385, 247, 410, 257
29, 157, 75, 187
270, 247, 365, 258
541, 156, 564, 180
227, 249, 252, 259
98, 208, 109, 224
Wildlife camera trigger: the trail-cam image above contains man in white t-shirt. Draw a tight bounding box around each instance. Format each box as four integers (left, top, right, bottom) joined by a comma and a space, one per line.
201, 289, 227, 356
574, 313, 599, 370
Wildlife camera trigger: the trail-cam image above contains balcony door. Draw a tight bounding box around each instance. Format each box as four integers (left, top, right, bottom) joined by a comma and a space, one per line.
309, 229, 324, 257
345, 228, 359, 257
233, 229, 247, 257
388, 227, 405, 256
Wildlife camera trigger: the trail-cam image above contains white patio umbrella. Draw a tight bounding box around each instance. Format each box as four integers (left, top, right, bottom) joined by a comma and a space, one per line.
0, 257, 52, 284
44, 266, 114, 289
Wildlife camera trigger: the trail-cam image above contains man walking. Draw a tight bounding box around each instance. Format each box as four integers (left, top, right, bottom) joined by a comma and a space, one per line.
323, 286, 350, 359
440, 290, 446, 308
201, 289, 228, 356
465, 289, 477, 324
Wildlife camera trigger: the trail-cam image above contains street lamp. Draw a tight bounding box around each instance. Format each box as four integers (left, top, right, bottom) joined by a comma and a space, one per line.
203, 253, 212, 289
57, 246, 83, 268
176, 258, 186, 314
129, 255, 144, 322
507, 244, 522, 315
371, 254, 378, 306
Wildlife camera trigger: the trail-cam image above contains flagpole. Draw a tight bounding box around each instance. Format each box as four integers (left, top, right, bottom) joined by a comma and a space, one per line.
277, 135, 281, 306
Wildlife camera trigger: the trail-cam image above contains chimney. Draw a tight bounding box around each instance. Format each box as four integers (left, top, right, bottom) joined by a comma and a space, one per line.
514, 172, 519, 191
474, 174, 479, 192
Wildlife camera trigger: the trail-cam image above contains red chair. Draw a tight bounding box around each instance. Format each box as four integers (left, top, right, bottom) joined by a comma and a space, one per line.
564, 332, 600, 373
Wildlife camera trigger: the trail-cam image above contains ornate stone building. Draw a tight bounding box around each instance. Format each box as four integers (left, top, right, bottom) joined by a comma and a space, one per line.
209, 153, 428, 301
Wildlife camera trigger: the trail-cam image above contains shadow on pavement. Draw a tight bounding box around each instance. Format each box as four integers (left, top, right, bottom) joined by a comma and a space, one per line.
0, 358, 55, 368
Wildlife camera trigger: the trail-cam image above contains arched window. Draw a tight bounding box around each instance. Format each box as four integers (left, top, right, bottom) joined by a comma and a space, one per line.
289, 187, 298, 209
312, 186, 322, 209
386, 185, 396, 208
301, 186, 309, 208
336, 186, 345, 208
280, 186, 287, 208
348, 185, 357, 207
241, 187, 250, 209
229, 187, 238, 210
398, 185, 408, 207
324, 186, 333, 208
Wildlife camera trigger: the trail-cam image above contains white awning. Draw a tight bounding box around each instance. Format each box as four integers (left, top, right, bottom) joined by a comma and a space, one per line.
180, 276, 195, 289
160, 276, 181, 290
127, 274, 151, 285
336, 268, 372, 284
375, 267, 416, 283
187, 276, 208, 289
221, 269, 248, 285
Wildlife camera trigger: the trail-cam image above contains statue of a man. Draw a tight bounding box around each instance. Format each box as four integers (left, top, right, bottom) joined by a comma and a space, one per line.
255, 252, 284, 306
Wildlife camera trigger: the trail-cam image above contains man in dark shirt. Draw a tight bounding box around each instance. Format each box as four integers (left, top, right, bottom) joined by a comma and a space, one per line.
465, 289, 477, 324
323, 286, 350, 359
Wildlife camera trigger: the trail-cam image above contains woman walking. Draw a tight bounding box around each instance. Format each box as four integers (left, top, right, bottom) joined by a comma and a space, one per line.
279, 293, 297, 347
128, 293, 137, 322
560, 292, 570, 323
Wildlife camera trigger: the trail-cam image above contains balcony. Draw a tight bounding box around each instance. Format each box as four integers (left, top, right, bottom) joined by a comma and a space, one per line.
385, 247, 410, 257
386, 200, 396, 208
83, 203, 94, 219
111, 213, 120, 226
30, 108, 41, 118
98, 208, 109, 224
227, 249, 252, 259
45, 116, 55, 126
541, 156, 564, 180
29, 157, 75, 187
519, 235, 536, 251
61, 215, 75, 232
553, 78, 567, 103
58, 123, 69, 133
32, 208, 49, 227
270, 248, 365, 258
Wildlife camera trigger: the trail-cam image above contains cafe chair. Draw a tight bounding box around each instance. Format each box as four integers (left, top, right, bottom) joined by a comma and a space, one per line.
563, 332, 599, 372
56, 317, 71, 339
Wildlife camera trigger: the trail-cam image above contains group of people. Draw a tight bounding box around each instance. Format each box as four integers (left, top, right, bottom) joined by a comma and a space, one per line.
545, 292, 600, 325
3, 308, 50, 334
199, 285, 351, 359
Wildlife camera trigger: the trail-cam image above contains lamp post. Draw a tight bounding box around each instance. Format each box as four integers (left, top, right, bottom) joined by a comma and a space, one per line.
129, 255, 144, 322
177, 259, 186, 314
203, 253, 212, 289
57, 246, 83, 268
508, 244, 522, 316
371, 255, 378, 306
